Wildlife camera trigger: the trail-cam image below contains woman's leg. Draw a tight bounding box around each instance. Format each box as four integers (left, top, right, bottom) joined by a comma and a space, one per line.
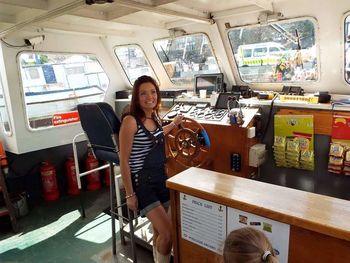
152, 226, 159, 261
147, 205, 172, 256
152, 206, 170, 262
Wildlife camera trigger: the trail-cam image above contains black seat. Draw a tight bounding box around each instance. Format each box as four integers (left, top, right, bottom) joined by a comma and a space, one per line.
77, 102, 136, 261
78, 102, 120, 163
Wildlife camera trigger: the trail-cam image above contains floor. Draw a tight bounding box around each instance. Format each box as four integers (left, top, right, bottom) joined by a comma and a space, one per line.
0, 188, 154, 263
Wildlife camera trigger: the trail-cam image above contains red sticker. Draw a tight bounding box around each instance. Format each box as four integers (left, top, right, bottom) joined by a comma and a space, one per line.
52, 111, 80, 126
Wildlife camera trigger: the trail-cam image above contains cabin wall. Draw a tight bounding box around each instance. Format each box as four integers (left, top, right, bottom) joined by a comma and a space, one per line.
0, 32, 129, 202
102, 22, 236, 90
0, 32, 126, 154
6, 141, 89, 203
101, 28, 171, 89
180, 22, 236, 88
217, 0, 350, 94
98, 0, 350, 94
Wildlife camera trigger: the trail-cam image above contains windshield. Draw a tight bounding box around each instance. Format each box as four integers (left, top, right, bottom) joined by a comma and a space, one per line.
154, 33, 220, 86
228, 18, 318, 83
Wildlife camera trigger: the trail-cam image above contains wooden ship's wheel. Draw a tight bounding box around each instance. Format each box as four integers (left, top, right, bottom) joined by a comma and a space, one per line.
166, 117, 210, 169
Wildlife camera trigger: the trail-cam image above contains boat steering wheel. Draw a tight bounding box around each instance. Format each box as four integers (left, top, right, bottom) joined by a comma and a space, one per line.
165, 117, 210, 168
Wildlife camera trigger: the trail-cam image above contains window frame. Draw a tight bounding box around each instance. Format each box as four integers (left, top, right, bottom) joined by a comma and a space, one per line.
113, 44, 159, 86
17, 51, 109, 131
0, 73, 12, 136
153, 32, 221, 86
343, 13, 350, 85
227, 16, 320, 84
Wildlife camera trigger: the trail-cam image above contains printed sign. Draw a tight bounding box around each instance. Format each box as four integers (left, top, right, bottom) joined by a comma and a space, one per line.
180, 193, 226, 254
274, 115, 314, 150
227, 208, 290, 263
331, 115, 350, 141
52, 111, 80, 126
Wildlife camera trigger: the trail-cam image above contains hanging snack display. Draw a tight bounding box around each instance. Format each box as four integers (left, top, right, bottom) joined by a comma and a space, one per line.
273, 115, 314, 171
344, 150, 350, 176
328, 144, 344, 174
328, 116, 350, 175
273, 136, 287, 167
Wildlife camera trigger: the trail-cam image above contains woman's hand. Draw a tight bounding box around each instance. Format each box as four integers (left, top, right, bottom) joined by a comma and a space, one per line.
173, 114, 184, 126
163, 114, 185, 135
126, 195, 138, 211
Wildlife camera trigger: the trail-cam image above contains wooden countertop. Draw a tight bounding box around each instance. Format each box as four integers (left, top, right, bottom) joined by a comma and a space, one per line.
166, 167, 350, 242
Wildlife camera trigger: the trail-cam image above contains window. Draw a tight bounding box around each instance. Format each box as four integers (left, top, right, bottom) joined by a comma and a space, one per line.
269, 47, 280, 52
19, 52, 109, 129
228, 18, 318, 83
345, 16, 350, 83
253, 47, 267, 57
243, 49, 252, 58
0, 73, 11, 134
154, 33, 220, 85
114, 45, 157, 85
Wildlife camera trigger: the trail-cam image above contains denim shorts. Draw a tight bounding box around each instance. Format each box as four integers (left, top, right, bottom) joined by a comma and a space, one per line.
131, 168, 170, 217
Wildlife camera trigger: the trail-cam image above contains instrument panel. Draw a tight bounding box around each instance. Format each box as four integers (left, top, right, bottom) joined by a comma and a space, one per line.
163, 103, 228, 122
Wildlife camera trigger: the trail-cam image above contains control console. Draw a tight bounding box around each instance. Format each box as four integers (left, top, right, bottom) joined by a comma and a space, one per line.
164, 102, 228, 122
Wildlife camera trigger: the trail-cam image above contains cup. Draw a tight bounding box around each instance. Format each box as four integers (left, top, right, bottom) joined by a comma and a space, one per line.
199, 89, 207, 99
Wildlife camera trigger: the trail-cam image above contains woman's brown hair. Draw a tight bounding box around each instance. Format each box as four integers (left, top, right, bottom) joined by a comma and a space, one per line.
129, 75, 161, 120
223, 227, 279, 263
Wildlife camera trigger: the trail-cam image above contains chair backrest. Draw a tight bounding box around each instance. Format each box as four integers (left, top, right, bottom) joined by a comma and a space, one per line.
77, 102, 121, 163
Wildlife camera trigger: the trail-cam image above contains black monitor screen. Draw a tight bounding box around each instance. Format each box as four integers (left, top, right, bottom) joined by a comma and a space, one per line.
194, 73, 223, 95
215, 92, 240, 109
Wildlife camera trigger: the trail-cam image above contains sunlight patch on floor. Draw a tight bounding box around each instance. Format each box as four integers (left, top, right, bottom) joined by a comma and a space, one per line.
91, 247, 134, 263
0, 210, 81, 254
118, 252, 134, 262
75, 213, 119, 244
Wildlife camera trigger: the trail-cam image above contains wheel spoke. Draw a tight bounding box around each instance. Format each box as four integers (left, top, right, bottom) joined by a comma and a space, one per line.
178, 144, 184, 151
200, 147, 209, 154
167, 134, 175, 140
190, 141, 197, 148
184, 133, 191, 140
183, 148, 190, 157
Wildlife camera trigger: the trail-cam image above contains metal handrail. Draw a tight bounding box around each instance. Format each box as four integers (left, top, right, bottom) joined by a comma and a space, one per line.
72, 132, 110, 216
72, 132, 109, 189
72, 132, 138, 262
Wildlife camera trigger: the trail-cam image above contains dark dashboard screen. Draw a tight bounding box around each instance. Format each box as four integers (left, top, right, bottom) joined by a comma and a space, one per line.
215, 93, 240, 109
194, 73, 223, 95
196, 76, 216, 94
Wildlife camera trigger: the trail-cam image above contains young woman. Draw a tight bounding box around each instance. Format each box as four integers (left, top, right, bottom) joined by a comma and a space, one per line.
119, 75, 183, 263
223, 227, 279, 263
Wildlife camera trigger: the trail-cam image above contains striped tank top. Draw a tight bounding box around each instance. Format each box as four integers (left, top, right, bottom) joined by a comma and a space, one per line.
129, 122, 163, 173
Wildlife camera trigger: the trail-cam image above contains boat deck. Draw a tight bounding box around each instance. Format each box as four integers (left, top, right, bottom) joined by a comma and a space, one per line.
0, 189, 154, 263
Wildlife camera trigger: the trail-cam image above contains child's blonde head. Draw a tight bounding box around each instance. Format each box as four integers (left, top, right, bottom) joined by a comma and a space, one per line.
223, 227, 279, 263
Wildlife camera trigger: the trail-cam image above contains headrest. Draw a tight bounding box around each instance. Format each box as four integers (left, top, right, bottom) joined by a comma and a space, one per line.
96, 102, 121, 134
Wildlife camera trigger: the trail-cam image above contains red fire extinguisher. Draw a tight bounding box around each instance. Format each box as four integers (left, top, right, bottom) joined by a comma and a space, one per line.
40, 162, 59, 201
65, 157, 80, 195
85, 150, 101, 191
